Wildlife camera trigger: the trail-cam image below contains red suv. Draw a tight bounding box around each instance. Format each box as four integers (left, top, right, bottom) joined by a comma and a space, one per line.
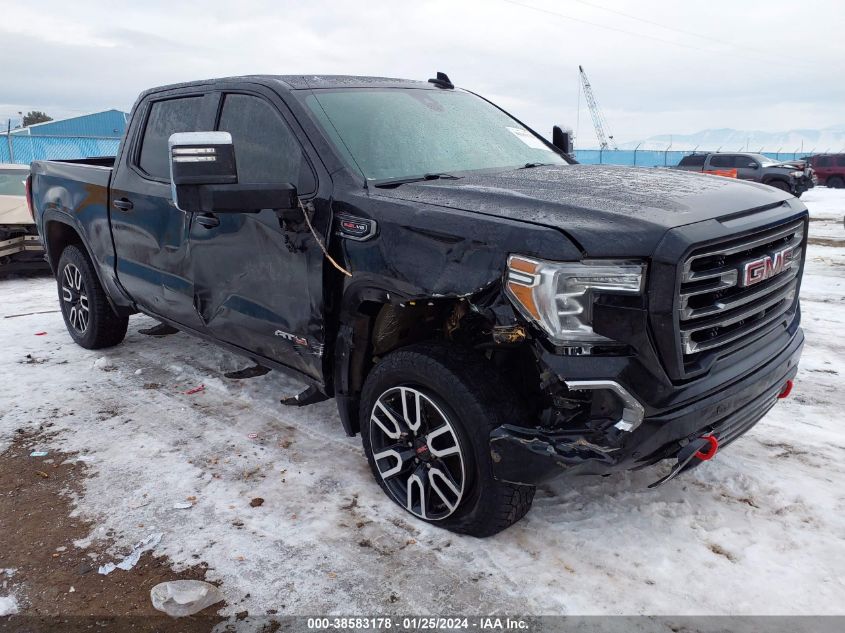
805, 154, 845, 188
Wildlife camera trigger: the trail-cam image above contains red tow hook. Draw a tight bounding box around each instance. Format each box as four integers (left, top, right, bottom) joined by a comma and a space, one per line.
778, 379, 794, 399
648, 433, 721, 488
694, 434, 719, 461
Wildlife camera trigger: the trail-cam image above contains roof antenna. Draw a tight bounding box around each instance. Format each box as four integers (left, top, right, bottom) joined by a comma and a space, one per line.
428, 72, 454, 89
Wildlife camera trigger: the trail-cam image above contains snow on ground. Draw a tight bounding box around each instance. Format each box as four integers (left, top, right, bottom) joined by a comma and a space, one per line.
1, 189, 844, 616
0, 570, 18, 616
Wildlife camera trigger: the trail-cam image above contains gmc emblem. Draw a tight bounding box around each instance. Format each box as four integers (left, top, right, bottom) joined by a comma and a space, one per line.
740, 246, 793, 287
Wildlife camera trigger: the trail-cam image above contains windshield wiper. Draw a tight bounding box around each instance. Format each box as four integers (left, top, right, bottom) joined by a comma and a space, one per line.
371, 173, 463, 188
520, 162, 552, 169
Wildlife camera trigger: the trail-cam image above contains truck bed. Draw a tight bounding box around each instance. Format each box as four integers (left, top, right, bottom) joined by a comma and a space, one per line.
30, 158, 117, 293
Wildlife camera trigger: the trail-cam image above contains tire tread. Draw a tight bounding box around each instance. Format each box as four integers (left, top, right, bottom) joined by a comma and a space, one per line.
57, 245, 128, 349
361, 341, 535, 537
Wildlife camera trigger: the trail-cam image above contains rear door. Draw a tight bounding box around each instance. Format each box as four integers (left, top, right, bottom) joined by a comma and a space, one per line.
110, 91, 216, 328
186, 89, 326, 380
707, 154, 735, 176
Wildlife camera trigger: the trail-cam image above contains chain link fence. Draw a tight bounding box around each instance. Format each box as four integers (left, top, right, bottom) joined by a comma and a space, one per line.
574, 148, 809, 167
0, 134, 811, 170
1, 135, 120, 164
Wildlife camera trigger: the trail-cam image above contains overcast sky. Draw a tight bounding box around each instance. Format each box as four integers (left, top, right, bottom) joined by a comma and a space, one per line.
1, 0, 843, 146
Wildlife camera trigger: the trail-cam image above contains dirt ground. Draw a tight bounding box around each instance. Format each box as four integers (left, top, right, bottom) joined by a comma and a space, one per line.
0, 430, 225, 632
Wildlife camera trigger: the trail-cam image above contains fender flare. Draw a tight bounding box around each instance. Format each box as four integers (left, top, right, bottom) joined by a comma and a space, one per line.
41, 212, 133, 315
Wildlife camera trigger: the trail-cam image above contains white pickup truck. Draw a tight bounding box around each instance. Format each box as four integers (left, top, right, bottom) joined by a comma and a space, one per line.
0, 163, 43, 268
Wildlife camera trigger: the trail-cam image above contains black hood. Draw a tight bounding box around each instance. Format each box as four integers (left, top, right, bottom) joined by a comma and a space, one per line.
373, 165, 792, 257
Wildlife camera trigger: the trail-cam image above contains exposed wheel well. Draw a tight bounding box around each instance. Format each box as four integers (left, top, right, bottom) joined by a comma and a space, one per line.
44, 220, 84, 274
335, 296, 538, 436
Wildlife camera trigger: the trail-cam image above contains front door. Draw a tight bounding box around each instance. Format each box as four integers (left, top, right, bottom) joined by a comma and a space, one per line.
186, 91, 326, 380
110, 92, 216, 329
735, 155, 760, 181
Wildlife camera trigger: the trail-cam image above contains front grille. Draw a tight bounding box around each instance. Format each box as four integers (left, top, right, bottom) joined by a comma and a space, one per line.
677, 218, 805, 369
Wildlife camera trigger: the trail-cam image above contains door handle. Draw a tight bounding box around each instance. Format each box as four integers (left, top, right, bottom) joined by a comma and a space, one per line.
196, 214, 220, 229
112, 198, 134, 211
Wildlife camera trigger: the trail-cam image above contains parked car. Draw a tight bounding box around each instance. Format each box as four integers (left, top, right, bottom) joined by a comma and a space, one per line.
29, 74, 806, 536
803, 154, 845, 188
676, 152, 813, 196
0, 163, 44, 267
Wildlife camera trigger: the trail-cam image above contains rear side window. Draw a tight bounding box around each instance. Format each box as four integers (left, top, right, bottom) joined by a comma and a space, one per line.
139, 97, 203, 179
709, 155, 734, 168
679, 155, 706, 167
836, 156, 845, 167
218, 94, 314, 192
816, 156, 832, 167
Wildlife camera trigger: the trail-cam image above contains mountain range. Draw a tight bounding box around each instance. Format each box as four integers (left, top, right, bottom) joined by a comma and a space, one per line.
616, 125, 845, 153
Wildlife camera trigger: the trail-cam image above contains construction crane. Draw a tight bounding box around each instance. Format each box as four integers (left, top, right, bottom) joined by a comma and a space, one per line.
578, 65, 617, 151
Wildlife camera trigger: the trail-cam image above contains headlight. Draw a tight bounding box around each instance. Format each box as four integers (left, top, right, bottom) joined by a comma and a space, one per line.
791, 171, 804, 178
505, 255, 645, 346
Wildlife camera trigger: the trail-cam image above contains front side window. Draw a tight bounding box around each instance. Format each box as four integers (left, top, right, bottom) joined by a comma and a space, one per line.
138, 96, 203, 179
218, 94, 313, 192
816, 156, 832, 167
301, 88, 566, 182
0, 169, 27, 196
836, 156, 845, 167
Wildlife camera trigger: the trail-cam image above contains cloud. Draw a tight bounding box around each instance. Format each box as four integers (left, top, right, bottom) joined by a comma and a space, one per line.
1, 0, 842, 144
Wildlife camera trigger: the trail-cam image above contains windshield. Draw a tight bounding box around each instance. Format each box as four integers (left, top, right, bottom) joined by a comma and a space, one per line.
0, 170, 27, 196
302, 88, 567, 182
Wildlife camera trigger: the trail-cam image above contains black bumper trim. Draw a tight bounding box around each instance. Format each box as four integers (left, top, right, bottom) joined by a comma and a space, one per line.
490, 330, 803, 485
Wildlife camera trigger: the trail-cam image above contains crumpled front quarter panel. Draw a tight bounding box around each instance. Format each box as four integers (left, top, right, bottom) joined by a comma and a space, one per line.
338, 193, 581, 303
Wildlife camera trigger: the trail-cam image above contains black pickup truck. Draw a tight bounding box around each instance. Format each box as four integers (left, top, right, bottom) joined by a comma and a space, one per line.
28, 74, 806, 536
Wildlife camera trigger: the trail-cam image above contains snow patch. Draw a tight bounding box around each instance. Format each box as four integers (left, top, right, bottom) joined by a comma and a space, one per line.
0, 595, 18, 616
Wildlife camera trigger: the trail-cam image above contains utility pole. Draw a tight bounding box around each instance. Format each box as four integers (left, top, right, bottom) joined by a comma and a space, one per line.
6, 119, 13, 163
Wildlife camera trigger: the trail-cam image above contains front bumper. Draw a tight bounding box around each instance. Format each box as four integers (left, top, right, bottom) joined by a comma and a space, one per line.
490, 328, 803, 485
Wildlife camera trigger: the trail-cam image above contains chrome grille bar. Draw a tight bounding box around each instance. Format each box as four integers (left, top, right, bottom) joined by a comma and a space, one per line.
680, 288, 795, 354
677, 217, 806, 364
679, 264, 800, 320
681, 220, 804, 281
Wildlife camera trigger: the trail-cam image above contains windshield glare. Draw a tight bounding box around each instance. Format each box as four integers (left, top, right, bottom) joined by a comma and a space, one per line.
303, 88, 566, 181
0, 171, 27, 196
748, 154, 780, 166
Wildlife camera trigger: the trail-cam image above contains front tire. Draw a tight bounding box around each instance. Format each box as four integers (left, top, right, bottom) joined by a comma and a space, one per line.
57, 245, 128, 349
827, 176, 844, 189
360, 342, 535, 537
767, 180, 791, 192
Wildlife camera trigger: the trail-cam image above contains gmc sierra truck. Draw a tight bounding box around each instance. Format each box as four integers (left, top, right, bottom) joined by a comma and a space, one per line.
676, 152, 813, 197
28, 74, 806, 536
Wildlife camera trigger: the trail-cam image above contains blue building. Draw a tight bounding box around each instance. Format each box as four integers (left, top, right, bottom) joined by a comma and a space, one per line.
11, 109, 128, 138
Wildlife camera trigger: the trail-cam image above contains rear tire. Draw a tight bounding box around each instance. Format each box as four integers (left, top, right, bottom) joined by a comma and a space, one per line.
827, 176, 844, 189
360, 342, 535, 537
56, 245, 128, 349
